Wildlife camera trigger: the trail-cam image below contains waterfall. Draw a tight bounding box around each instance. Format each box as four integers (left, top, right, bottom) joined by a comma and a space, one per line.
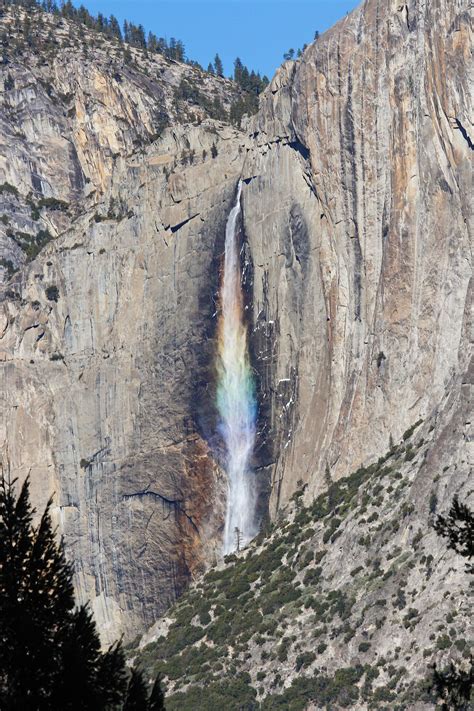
217, 181, 258, 554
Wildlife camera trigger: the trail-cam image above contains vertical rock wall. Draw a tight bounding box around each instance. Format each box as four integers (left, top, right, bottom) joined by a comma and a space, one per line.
1, 124, 247, 642
241, 0, 471, 512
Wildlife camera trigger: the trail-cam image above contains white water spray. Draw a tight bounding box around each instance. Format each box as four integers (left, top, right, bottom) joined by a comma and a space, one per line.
217, 181, 258, 554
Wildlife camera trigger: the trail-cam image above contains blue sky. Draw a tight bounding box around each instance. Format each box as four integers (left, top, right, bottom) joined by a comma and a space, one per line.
73, 0, 357, 79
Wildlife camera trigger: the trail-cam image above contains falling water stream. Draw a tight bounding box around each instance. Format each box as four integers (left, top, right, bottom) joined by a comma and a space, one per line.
217, 181, 258, 554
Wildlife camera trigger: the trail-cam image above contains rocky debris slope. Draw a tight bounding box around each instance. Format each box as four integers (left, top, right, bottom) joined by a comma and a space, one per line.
132, 389, 472, 709
0, 0, 472, 646
0, 4, 243, 279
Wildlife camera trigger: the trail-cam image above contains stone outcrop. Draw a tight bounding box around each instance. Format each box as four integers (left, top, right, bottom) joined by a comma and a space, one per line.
1, 0, 472, 646
0, 5, 243, 279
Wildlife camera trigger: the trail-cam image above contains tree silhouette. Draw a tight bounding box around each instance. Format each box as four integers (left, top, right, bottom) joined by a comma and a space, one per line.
431, 656, 474, 711
434, 495, 474, 573
149, 674, 165, 710
214, 53, 223, 76
430, 495, 473, 708
124, 668, 149, 710
0, 472, 164, 709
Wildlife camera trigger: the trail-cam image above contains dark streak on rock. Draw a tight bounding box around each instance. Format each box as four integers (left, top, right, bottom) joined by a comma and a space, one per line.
122, 488, 199, 535
169, 213, 199, 233
455, 118, 474, 151
288, 139, 310, 161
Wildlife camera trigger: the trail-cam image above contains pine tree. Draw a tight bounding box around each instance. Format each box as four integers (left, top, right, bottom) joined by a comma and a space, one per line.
124, 669, 149, 711
233, 56, 244, 84
429, 495, 474, 707
123, 19, 130, 43
60, 0, 74, 19
147, 31, 158, 53
214, 52, 223, 76
149, 674, 165, 710
135, 24, 146, 49
431, 656, 474, 711
434, 496, 474, 573
109, 15, 122, 42
0, 473, 163, 709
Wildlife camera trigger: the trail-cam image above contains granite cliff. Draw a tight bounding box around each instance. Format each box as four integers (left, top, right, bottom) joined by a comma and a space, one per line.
0, 0, 472, 664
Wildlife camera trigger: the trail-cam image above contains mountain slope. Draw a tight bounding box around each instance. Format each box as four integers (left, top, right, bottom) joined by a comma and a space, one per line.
132, 380, 472, 709
0, 0, 472, 648
0, 3, 244, 278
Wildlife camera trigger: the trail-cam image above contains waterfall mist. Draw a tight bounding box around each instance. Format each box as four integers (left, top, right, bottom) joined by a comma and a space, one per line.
217, 181, 258, 554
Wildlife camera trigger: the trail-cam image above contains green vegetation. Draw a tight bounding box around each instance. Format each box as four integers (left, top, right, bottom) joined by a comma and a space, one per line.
402, 419, 423, 441
0, 258, 17, 279
295, 651, 316, 671
3, 0, 266, 105
229, 58, 269, 126
174, 79, 227, 121
37, 196, 69, 211
433, 496, 474, 574
430, 658, 473, 711
0, 182, 19, 198
126, 413, 467, 706
10, 228, 54, 260
261, 666, 365, 710
428, 496, 474, 709
213, 53, 223, 77
132, 443, 450, 708
165, 673, 256, 711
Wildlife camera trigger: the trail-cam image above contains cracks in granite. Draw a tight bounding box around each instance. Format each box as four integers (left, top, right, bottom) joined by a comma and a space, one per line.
455, 117, 473, 150
122, 485, 199, 535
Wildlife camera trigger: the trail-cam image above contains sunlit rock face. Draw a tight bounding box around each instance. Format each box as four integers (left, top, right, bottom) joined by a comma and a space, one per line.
1, 0, 471, 643
0, 121, 249, 643
241, 0, 471, 513
0, 6, 245, 283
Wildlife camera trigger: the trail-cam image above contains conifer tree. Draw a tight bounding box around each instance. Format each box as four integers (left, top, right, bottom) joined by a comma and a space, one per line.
233, 56, 243, 84
434, 496, 474, 573
149, 674, 165, 710
108, 15, 122, 42
430, 495, 474, 708
0, 473, 163, 710
147, 31, 158, 53
214, 52, 223, 76
124, 669, 149, 711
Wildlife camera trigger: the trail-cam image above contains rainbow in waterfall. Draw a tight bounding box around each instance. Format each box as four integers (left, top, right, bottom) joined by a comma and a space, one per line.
216, 180, 258, 554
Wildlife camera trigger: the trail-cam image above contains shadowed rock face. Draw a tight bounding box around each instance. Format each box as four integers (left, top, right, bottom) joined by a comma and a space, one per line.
0, 0, 472, 643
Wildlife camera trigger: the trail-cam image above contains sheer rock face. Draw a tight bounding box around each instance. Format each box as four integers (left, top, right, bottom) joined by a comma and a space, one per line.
241, 0, 472, 513
0, 123, 248, 643
1, 0, 472, 642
